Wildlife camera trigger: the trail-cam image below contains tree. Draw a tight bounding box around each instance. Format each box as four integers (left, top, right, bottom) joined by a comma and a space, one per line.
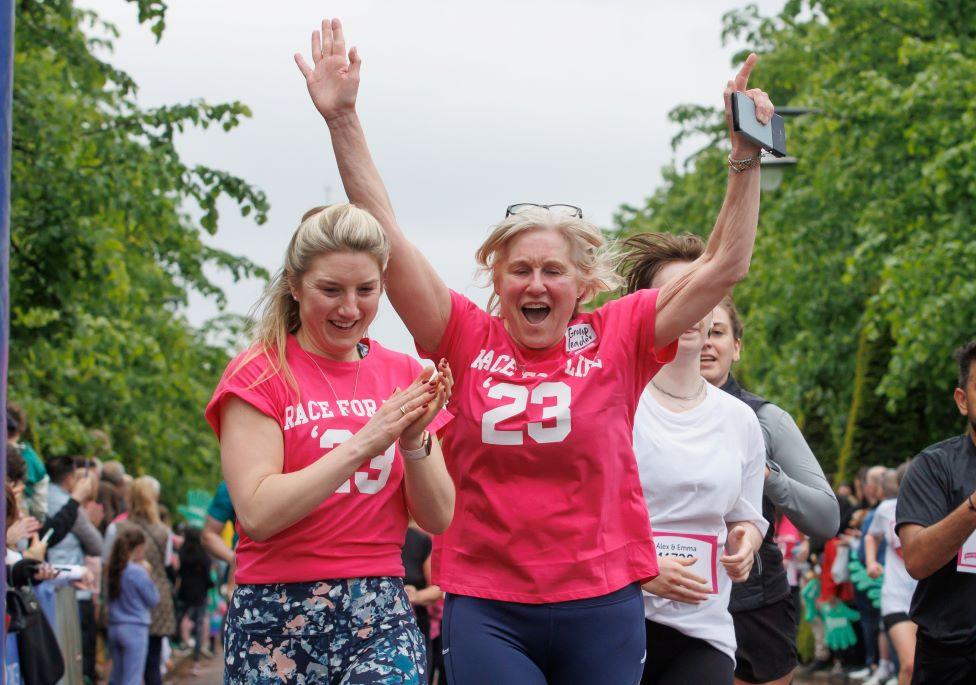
612, 0, 976, 482
10, 0, 268, 504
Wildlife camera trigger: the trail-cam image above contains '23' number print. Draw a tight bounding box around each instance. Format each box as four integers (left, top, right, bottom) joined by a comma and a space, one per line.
319, 429, 395, 494
481, 381, 571, 445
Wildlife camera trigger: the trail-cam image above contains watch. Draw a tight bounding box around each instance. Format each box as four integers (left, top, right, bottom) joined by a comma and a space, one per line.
400, 431, 432, 461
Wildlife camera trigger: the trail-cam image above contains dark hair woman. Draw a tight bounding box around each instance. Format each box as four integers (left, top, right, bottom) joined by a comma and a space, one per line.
176, 528, 213, 674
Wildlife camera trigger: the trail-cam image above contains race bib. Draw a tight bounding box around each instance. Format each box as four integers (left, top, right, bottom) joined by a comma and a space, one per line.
957, 529, 976, 574
653, 531, 719, 593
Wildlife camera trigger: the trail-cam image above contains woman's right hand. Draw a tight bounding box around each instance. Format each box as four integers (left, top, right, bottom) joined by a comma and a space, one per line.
641, 557, 712, 604
294, 18, 361, 121
352, 374, 438, 458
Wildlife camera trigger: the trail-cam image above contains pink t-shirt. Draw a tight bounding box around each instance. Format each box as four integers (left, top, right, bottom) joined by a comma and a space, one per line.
418, 288, 677, 603
206, 335, 451, 584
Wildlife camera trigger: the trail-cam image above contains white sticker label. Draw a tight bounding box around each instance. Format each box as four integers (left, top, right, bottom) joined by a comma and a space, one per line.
653, 531, 719, 593
957, 530, 976, 574
565, 323, 597, 353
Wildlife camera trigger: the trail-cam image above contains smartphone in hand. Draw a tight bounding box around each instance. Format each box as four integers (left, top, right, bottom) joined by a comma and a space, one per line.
732, 91, 787, 158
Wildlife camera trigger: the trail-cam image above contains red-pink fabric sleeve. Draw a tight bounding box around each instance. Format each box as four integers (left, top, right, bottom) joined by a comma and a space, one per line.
415, 290, 489, 385
595, 288, 678, 384
205, 351, 284, 439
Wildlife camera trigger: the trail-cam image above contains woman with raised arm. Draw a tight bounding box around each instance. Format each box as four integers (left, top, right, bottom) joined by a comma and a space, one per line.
296, 19, 773, 684
207, 204, 455, 684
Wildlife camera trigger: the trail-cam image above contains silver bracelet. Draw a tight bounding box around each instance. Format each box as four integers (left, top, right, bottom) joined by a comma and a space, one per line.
728, 152, 762, 173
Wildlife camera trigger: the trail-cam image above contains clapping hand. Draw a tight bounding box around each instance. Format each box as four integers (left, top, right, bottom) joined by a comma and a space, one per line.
295, 18, 361, 121
354, 373, 441, 458
400, 360, 453, 450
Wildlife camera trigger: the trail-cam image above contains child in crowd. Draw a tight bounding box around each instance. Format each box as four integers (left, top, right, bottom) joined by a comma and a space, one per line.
107, 528, 159, 685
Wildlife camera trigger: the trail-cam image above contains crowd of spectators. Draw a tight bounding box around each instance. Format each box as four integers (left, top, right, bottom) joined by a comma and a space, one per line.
4, 403, 228, 685
788, 465, 917, 685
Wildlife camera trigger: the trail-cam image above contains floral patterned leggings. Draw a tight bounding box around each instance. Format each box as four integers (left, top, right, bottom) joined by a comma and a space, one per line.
224, 577, 427, 684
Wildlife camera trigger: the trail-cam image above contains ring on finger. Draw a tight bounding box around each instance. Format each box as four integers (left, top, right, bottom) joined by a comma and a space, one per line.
399, 405, 407, 416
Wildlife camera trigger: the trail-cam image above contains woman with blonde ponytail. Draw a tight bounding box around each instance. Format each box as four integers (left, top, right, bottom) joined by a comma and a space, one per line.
206, 202, 455, 683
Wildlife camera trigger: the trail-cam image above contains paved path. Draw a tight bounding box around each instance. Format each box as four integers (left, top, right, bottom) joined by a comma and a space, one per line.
166, 646, 224, 685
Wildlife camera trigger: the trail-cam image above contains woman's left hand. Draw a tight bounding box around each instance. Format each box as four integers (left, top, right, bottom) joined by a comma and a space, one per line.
722, 53, 776, 158
720, 525, 757, 582
400, 360, 453, 450
294, 17, 361, 121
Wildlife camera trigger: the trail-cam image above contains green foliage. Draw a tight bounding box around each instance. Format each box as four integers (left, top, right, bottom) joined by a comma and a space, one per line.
10, 0, 268, 507
612, 0, 976, 481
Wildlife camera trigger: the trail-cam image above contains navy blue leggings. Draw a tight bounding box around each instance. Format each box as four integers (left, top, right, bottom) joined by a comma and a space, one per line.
442, 583, 646, 685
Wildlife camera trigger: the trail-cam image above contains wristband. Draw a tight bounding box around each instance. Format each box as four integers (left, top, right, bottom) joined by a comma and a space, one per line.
400, 431, 431, 461
728, 152, 762, 173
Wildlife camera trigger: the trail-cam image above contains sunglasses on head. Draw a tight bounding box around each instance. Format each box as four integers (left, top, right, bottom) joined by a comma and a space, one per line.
505, 203, 583, 219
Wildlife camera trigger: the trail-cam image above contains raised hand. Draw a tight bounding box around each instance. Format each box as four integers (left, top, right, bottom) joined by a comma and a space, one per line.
722, 53, 775, 157
294, 18, 362, 121
71, 470, 97, 503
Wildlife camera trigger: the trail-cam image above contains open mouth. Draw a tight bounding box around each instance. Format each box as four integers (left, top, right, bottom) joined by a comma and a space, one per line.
700, 354, 717, 364
329, 319, 358, 332
521, 304, 551, 325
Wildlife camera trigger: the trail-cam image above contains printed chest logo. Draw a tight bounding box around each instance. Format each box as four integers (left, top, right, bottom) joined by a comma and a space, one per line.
565, 323, 597, 353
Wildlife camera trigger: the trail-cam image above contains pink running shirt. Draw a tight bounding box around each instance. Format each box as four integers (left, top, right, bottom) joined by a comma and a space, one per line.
206, 335, 451, 584
418, 288, 676, 603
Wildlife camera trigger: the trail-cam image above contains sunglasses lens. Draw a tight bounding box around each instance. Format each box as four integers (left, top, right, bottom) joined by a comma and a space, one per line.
506, 203, 540, 216
505, 203, 582, 218
547, 204, 582, 218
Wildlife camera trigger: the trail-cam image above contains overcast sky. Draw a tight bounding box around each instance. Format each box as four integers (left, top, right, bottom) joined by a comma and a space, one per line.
81, 0, 784, 357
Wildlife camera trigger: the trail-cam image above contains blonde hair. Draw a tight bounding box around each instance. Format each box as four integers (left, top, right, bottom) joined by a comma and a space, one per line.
241, 203, 390, 391
476, 208, 622, 313
129, 476, 161, 525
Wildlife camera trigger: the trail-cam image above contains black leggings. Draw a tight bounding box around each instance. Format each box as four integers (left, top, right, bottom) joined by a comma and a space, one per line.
643, 620, 734, 685
144, 634, 163, 685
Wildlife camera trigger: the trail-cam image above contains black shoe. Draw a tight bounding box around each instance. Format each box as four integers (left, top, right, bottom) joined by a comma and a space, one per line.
800, 659, 833, 675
